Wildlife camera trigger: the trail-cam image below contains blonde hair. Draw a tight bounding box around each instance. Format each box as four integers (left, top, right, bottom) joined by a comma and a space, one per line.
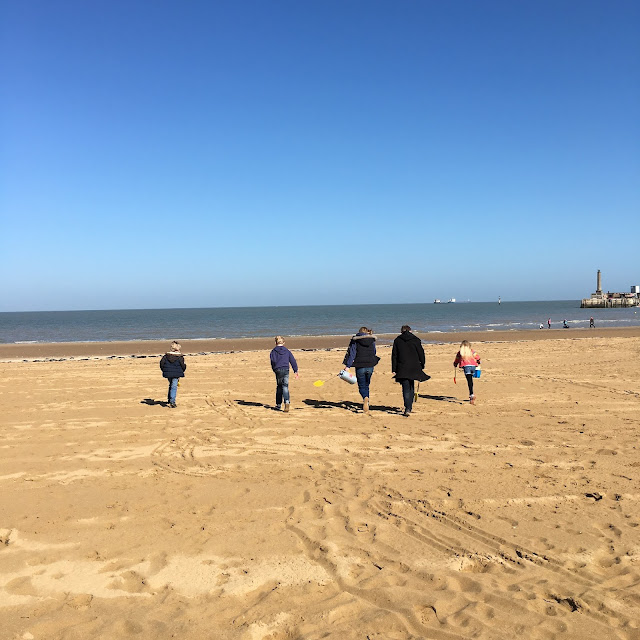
458, 340, 473, 358
275, 335, 285, 345
170, 341, 181, 352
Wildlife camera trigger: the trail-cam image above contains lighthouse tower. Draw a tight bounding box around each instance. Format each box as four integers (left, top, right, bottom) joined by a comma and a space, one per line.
596, 269, 602, 295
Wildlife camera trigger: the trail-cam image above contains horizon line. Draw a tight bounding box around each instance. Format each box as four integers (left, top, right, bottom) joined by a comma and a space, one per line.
1, 299, 582, 314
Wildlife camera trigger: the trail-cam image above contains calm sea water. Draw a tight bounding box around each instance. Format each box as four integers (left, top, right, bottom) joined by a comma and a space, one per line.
1, 301, 639, 344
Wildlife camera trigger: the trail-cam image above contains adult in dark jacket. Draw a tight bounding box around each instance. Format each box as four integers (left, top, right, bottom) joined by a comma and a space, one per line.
159, 341, 186, 408
342, 327, 379, 413
392, 326, 429, 416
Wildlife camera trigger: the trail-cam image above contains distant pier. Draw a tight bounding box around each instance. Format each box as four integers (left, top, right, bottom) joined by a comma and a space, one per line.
581, 270, 639, 308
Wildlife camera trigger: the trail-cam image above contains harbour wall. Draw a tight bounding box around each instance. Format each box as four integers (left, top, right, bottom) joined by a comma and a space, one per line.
581, 297, 639, 308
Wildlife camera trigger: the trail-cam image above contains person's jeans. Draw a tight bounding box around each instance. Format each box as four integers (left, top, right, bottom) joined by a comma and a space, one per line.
275, 368, 290, 406
399, 378, 415, 412
355, 367, 374, 400
168, 378, 179, 403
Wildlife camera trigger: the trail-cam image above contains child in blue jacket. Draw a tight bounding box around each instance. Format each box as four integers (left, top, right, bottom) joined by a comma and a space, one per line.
160, 341, 186, 408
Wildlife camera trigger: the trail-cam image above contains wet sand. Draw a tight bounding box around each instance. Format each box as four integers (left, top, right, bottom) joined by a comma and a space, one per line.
2, 325, 640, 360
1, 332, 639, 638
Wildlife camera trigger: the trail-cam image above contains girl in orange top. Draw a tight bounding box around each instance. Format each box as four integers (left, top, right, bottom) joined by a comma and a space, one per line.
453, 340, 481, 405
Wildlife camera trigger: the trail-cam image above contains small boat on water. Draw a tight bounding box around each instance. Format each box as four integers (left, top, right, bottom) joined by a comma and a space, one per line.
433, 299, 441, 304
447, 298, 456, 303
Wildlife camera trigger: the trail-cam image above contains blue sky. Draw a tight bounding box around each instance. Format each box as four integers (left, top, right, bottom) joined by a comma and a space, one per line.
2, 0, 639, 311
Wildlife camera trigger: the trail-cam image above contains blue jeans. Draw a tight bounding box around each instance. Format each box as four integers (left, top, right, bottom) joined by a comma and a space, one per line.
398, 378, 415, 413
355, 367, 374, 400
167, 378, 179, 403
275, 368, 290, 406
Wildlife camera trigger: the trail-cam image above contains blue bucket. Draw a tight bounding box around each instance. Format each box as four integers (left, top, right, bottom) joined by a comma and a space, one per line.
474, 368, 481, 379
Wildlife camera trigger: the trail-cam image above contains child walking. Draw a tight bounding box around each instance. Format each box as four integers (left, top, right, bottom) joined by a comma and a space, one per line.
269, 336, 299, 411
453, 340, 481, 405
160, 341, 186, 408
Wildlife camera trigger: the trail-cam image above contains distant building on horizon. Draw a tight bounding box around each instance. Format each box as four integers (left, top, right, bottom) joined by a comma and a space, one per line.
581, 270, 639, 308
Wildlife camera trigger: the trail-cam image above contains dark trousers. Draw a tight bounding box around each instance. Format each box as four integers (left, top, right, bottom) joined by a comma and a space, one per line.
465, 373, 474, 396
462, 365, 476, 396
398, 378, 415, 412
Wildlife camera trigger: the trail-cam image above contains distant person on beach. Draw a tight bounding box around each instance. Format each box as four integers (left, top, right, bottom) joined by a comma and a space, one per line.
539, 323, 544, 329
548, 318, 551, 329
392, 325, 430, 417
590, 317, 595, 328
342, 327, 379, 413
563, 319, 569, 329
160, 341, 186, 408
270, 336, 299, 412
453, 340, 481, 405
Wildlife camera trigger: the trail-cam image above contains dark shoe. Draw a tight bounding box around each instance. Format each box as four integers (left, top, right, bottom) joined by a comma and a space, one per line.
403, 410, 411, 417
275, 405, 282, 411
169, 402, 177, 408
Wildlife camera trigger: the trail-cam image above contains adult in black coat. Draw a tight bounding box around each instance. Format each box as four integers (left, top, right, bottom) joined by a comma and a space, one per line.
392, 326, 429, 416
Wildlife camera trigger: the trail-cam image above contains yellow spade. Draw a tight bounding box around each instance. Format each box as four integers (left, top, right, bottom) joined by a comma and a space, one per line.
314, 370, 355, 387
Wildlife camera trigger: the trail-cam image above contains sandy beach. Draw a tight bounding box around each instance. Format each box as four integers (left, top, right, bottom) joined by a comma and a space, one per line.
1, 331, 639, 639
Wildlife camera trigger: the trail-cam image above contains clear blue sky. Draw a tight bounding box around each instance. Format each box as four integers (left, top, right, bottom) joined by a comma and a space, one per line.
2, 0, 639, 311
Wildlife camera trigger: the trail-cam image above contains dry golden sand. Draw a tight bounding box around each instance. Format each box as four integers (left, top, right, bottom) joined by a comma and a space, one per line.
1, 333, 639, 639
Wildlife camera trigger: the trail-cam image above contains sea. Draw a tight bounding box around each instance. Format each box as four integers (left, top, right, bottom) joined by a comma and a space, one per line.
2, 301, 639, 345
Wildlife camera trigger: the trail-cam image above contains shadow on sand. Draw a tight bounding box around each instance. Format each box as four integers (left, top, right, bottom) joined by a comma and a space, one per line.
235, 399, 288, 412
141, 398, 168, 406
303, 398, 402, 414
419, 394, 463, 404
235, 399, 267, 408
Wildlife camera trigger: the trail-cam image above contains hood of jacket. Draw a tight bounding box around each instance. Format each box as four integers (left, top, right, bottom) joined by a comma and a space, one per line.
353, 333, 376, 347
398, 331, 419, 343
271, 346, 290, 356
164, 353, 182, 362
